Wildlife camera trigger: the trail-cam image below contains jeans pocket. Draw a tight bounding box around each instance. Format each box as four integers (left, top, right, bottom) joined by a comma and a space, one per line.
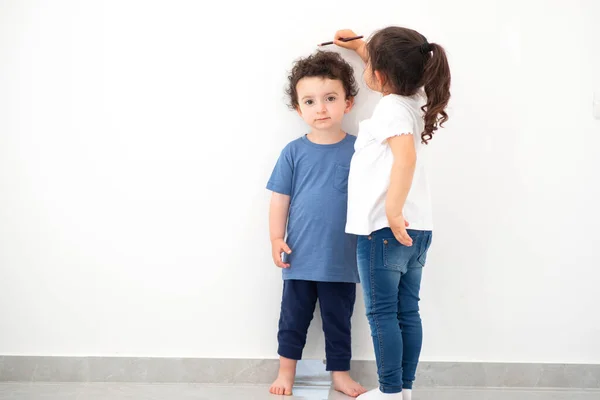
416, 233, 432, 267
382, 238, 412, 272
333, 164, 350, 193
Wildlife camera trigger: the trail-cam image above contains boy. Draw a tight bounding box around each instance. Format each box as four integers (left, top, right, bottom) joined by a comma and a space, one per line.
267, 51, 366, 398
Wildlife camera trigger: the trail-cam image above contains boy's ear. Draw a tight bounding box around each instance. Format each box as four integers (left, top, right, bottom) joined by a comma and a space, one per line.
295, 105, 303, 117
345, 96, 355, 113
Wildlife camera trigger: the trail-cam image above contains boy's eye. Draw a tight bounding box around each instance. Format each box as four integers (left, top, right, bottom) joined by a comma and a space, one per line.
304, 99, 314, 105
327, 96, 337, 102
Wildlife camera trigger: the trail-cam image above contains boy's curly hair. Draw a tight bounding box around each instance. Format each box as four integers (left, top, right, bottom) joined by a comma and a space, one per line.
286, 51, 358, 109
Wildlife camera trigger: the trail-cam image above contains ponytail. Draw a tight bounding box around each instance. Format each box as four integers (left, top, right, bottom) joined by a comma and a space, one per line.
421, 43, 451, 144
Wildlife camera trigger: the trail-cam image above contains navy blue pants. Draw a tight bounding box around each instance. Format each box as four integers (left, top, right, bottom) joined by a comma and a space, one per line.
277, 280, 356, 371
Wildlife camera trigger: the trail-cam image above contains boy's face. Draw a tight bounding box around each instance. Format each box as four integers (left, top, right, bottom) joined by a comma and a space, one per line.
295, 77, 353, 131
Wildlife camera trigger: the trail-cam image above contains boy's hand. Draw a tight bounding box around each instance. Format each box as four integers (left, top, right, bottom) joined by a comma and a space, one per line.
389, 215, 413, 247
334, 29, 366, 51
271, 238, 292, 268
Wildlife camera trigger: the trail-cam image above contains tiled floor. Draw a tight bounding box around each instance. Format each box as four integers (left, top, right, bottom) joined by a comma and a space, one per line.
0, 383, 599, 400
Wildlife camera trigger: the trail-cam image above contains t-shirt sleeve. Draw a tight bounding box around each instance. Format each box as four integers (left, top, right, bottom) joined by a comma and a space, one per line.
266, 145, 293, 196
371, 101, 416, 144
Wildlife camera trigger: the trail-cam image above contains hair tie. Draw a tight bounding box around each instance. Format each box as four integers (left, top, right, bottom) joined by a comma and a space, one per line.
420, 41, 432, 54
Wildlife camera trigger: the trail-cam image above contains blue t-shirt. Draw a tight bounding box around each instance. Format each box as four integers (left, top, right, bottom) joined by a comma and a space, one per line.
267, 134, 359, 283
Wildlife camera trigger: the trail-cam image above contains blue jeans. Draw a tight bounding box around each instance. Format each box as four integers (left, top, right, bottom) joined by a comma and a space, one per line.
357, 228, 432, 394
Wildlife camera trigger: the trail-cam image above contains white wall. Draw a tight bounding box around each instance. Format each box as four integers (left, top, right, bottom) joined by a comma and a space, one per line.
1, 0, 599, 363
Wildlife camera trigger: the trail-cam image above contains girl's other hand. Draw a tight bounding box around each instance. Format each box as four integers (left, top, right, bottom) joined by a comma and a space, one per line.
389, 215, 413, 247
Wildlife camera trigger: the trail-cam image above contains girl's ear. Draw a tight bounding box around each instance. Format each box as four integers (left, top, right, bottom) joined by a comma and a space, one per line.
374, 70, 386, 92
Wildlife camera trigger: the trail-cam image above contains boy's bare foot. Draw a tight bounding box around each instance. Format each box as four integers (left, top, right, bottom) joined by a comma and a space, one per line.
332, 371, 367, 398
270, 374, 294, 396
269, 356, 296, 396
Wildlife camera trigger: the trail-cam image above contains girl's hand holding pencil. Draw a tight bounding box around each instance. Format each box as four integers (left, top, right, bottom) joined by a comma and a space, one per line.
319, 29, 365, 51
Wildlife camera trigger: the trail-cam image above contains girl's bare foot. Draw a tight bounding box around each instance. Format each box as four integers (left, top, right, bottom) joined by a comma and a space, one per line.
332, 371, 367, 397
269, 357, 297, 396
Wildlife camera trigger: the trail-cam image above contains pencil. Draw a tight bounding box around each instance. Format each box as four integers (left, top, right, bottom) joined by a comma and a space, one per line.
318, 35, 364, 47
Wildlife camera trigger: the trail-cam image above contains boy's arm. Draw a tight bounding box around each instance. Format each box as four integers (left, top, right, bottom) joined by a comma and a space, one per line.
386, 135, 416, 247
269, 192, 292, 268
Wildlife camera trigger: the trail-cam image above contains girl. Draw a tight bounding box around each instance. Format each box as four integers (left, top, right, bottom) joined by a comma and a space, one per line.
334, 27, 451, 399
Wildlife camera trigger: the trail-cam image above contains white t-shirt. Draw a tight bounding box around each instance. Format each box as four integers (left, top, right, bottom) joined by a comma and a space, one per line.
345, 92, 433, 235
